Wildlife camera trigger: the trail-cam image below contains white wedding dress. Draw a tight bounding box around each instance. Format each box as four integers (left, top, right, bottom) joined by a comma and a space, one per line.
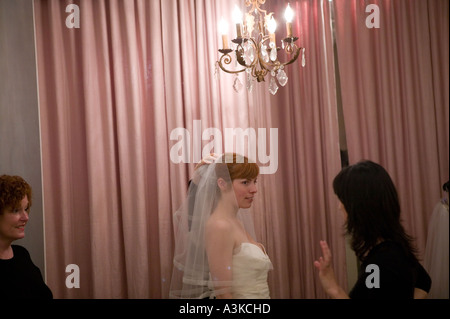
230, 242, 273, 299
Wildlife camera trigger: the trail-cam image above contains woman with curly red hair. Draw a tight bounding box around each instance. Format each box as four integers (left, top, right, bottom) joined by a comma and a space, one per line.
0, 175, 52, 299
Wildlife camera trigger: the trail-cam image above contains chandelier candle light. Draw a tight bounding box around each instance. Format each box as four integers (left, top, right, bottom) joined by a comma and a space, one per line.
216, 1, 305, 95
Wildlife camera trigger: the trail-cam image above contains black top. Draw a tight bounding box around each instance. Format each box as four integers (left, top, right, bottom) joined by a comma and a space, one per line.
0, 245, 53, 299
349, 241, 431, 299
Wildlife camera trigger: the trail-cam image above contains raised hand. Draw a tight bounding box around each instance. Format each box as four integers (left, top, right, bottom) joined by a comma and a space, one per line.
313, 240, 349, 299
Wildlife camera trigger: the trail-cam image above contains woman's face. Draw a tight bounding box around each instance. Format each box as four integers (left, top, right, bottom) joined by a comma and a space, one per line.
232, 178, 258, 209
0, 196, 30, 244
338, 200, 348, 221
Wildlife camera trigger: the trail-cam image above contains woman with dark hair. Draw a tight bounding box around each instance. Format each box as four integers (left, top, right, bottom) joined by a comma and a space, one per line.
0, 175, 53, 299
314, 160, 431, 299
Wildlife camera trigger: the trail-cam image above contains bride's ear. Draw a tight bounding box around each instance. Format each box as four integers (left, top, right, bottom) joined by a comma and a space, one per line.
217, 178, 228, 191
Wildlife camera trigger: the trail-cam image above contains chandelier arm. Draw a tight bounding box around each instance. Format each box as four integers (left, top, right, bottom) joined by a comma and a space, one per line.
255, 46, 300, 75
280, 46, 302, 67
217, 53, 247, 74
254, 67, 268, 82
258, 56, 276, 72
252, 50, 272, 82
255, 37, 278, 72
245, 0, 268, 16
235, 45, 247, 67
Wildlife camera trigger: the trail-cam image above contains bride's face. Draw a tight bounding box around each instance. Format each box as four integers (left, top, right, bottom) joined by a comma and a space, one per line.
231, 178, 258, 209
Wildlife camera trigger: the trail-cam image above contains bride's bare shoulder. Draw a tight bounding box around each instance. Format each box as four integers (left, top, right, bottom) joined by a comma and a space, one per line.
206, 214, 233, 232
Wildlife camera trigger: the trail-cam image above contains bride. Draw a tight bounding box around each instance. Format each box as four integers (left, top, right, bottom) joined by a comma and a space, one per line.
170, 153, 273, 299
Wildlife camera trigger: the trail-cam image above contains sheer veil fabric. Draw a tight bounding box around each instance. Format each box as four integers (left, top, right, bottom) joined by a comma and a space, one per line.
170, 153, 269, 299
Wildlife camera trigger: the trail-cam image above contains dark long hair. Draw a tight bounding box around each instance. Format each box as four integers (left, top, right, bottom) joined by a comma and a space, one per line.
333, 160, 417, 261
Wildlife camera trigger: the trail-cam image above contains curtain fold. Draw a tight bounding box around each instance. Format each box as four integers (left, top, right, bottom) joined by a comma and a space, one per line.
258, 0, 347, 298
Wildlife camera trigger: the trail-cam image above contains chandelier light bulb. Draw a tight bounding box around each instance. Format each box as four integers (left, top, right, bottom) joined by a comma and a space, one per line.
218, 18, 228, 35
218, 18, 230, 49
284, 3, 294, 22
232, 5, 243, 24
284, 3, 294, 37
267, 16, 277, 44
267, 16, 277, 34
232, 5, 243, 38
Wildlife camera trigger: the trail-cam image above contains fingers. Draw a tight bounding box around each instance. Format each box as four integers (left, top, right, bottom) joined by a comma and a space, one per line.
203, 153, 219, 163
314, 241, 332, 270
313, 257, 323, 270
319, 240, 332, 262
194, 153, 219, 170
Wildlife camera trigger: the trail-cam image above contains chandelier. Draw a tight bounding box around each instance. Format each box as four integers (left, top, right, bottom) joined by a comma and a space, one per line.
215, 0, 305, 95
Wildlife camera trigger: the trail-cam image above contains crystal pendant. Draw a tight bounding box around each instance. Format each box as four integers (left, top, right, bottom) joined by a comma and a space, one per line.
246, 72, 254, 93
261, 44, 269, 63
243, 43, 250, 65
214, 61, 220, 81
268, 76, 279, 95
270, 48, 277, 61
277, 69, 288, 86
233, 75, 243, 93
302, 48, 306, 67
246, 13, 255, 36
269, 42, 277, 62
247, 44, 255, 65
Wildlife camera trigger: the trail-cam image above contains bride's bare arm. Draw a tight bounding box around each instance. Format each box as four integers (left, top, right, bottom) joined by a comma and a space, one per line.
205, 218, 235, 299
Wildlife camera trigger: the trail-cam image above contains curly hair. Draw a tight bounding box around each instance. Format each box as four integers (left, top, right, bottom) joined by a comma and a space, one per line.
0, 175, 32, 214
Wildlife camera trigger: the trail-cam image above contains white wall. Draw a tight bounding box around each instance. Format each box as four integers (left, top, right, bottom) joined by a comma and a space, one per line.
0, 0, 46, 278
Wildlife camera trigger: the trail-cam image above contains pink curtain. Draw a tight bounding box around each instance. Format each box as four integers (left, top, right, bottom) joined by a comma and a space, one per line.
333, 0, 449, 260
35, 0, 166, 298
261, 0, 347, 298
33, 0, 366, 299
34, 0, 448, 300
